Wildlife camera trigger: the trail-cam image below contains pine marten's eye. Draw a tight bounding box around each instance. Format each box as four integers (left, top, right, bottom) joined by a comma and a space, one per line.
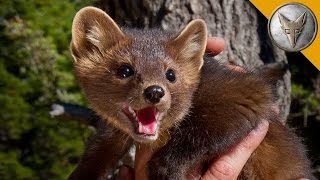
117, 65, 134, 78
165, 69, 176, 83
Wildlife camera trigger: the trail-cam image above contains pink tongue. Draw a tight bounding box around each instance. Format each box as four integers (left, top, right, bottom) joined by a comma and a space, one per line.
136, 107, 157, 135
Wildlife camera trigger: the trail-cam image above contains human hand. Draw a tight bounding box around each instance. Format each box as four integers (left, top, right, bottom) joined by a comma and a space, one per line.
195, 120, 269, 180
205, 37, 225, 56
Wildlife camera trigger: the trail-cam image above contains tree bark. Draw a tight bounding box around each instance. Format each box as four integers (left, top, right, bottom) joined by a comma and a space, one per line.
98, 0, 291, 121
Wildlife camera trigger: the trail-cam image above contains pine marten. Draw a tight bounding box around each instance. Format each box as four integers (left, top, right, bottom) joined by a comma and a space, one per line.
68, 7, 314, 180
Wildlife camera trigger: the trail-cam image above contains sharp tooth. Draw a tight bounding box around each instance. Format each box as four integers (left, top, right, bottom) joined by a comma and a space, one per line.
138, 121, 143, 133
128, 106, 135, 115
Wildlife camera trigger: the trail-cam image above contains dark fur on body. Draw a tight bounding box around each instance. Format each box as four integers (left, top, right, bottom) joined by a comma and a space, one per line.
69, 7, 313, 180
148, 59, 313, 179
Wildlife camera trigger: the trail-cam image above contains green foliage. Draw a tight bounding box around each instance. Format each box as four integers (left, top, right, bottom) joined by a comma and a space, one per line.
0, 0, 317, 179
0, 0, 93, 179
0, 152, 34, 179
292, 83, 320, 119
290, 53, 320, 121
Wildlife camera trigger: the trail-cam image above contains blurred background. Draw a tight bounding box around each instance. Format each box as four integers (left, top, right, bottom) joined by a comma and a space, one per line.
0, 0, 319, 179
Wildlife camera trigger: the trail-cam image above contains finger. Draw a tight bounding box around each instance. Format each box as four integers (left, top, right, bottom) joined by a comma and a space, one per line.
225, 64, 245, 73
205, 37, 225, 56
117, 165, 134, 180
271, 105, 280, 115
202, 120, 269, 180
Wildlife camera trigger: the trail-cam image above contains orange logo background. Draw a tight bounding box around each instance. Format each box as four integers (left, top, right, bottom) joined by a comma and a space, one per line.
250, 0, 320, 70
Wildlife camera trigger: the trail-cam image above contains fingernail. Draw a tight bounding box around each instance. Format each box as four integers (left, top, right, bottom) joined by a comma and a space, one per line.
271, 105, 280, 115
253, 120, 269, 133
210, 37, 224, 40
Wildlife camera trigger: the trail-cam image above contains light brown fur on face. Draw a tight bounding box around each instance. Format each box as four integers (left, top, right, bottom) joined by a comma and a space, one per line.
69, 7, 314, 180
70, 7, 207, 142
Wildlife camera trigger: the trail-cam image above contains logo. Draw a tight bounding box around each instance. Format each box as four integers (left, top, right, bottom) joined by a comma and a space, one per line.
278, 12, 306, 48
268, 3, 317, 52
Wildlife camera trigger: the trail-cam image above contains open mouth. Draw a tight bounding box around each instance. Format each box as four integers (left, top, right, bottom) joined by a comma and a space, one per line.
122, 105, 159, 136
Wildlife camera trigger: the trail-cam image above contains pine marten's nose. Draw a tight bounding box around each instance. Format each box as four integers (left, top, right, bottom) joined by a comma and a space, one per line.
144, 85, 165, 104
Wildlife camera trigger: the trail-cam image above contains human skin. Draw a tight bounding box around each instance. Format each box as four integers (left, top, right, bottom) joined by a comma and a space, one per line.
116, 37, 270, 180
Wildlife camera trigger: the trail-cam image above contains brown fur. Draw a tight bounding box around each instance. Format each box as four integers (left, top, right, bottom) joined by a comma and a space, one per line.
69, 122, 131, 179
147, 60, 313, 179
239, 122, 312, 179
69, 7, 313, 180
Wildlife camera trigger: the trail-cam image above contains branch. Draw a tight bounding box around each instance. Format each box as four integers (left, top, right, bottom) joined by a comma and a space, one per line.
50, 102, 101, 128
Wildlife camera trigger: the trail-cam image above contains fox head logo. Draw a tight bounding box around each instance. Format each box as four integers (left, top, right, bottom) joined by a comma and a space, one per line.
278, 12, 307, 47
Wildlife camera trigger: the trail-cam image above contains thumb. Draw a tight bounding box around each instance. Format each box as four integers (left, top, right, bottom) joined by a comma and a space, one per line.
201, 120, 269, 180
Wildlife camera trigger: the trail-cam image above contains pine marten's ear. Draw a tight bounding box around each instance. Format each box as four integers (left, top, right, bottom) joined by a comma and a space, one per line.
71, 6, 124, 60
168, 19, 207, 70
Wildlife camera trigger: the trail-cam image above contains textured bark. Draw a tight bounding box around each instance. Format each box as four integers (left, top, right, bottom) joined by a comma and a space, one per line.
98, 0, 291, 121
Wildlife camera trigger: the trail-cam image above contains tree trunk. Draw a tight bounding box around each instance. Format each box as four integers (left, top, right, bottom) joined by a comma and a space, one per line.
98, 0, 291, 121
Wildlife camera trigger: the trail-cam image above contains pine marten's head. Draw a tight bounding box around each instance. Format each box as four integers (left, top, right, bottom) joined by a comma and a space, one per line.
71, 7, 207, 143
